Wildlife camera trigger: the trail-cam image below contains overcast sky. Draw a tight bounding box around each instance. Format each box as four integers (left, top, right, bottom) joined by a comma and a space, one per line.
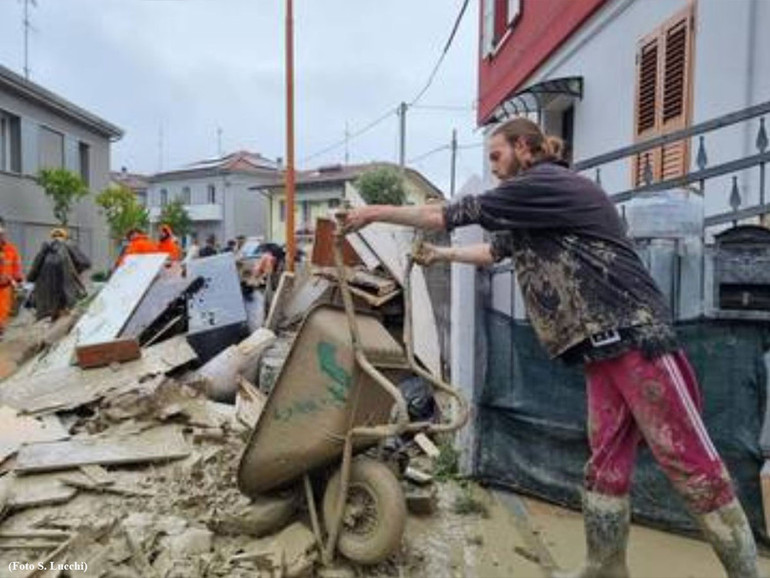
0, 0, 483, 195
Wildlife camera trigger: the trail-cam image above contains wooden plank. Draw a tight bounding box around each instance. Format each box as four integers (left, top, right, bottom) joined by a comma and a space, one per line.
0, 336, 197, 415
264, 272, 295, 331
0, 407, 70, 463
414, 433, 441, 459
346, 233, 381, 270
235, 376, 266, 428
74, 254, 167, 347
75, 337, 141, 369
6, 473, 78, 509
311, 217, 362, 267
15, 425, 190, 473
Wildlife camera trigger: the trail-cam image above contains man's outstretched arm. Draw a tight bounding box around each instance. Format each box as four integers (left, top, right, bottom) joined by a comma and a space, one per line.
343, 204, 446, 232
416, 242, 495, 267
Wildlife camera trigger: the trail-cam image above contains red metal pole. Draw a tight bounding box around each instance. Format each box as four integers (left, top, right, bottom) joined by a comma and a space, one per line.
285, 0, 296, 272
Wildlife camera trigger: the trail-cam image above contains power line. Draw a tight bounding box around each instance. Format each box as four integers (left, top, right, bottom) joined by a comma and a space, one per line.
301, 106, 396, 164
408, 144, 450, 164
408, 0, 470, 107
411, 103, 476, 112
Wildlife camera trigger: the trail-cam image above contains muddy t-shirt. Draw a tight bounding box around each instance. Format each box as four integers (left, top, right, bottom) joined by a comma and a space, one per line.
443, 160, 677, 362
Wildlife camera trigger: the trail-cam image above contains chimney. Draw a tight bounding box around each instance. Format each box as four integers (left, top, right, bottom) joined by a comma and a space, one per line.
121, 166, 127, 174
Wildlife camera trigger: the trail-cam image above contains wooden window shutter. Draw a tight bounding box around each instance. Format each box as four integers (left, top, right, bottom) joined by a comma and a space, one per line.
633, 36, 662, 186
494, 0, 508, 44
660, 9, 694, 180
632, 3, 694, 187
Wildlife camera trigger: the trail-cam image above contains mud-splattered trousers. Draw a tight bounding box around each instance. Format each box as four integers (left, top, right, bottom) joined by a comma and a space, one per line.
584, 348, 735, 514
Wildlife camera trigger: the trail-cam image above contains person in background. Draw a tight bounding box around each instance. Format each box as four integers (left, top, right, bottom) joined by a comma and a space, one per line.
223, 239, 237, 253
0, 225, 23, 336
157, 224, 182, 261
27, 228, 90, 321
116, 228, 158, 268
183, 234, 201, 264
199, 234, 218, 258
235, 235, 246, 256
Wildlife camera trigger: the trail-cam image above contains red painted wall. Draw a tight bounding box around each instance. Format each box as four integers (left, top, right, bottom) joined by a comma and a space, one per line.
477, 0, 609, 125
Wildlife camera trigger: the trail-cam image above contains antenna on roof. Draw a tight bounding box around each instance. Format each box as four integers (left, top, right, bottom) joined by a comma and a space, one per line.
21, 0, 37, 80
344, 121, 350, 165
158, 123, 164, 171
217, 127, 223, 158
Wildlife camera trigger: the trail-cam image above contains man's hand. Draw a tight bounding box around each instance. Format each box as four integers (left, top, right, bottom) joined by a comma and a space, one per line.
339, 206, 374, 233
412, 242, 445, 267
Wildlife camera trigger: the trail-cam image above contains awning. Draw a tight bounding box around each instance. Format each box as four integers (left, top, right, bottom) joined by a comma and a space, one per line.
485, 76, 583, 125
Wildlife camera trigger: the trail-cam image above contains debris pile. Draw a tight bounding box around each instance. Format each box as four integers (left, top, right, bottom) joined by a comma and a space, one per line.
0, 214, 454, 577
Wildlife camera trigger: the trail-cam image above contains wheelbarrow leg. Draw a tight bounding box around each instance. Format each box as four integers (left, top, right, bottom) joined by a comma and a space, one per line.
303, 474, 324, 557
323, 434, 354, 564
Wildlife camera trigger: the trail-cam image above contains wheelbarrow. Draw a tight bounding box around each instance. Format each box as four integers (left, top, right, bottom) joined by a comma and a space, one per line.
237, 219, 468, 565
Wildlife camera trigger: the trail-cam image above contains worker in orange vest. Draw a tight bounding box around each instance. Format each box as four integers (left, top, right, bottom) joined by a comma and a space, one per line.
0, 225, 23, 336
116, 228, 159, 268
156, 224, 182, 261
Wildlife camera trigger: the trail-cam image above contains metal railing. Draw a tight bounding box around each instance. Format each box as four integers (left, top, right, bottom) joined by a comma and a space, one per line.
573, 100, 770, 227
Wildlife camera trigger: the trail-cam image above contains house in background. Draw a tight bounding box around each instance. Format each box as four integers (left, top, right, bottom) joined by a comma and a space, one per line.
0, 63, 123, 271
262, 162, 444, 246
110, 167, 149, 207
146, 151, 280, 247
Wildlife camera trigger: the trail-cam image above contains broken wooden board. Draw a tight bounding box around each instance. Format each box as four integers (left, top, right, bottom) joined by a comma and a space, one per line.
14, 425, 190, 474
75, 337, 141, 369
0, 336, 197, 415
310, 217, 362, 267
235, 376, 266, 428
0, 407, 70, 463
265, 272, 295, 331
5, 473, 78, 509
414, 432, 441, 458
74, 254, 167, 348
279, 275, 332, 327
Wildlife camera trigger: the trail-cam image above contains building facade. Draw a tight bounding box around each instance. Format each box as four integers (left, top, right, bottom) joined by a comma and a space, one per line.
264, 162, 444, 245
146, 151, 279, 247
0, 64, 123, 272
110, 168, 149, 207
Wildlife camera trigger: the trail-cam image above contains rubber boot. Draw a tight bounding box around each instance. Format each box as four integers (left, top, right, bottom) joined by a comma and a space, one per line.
697, 498, 765, 578
551, 492, 630, 578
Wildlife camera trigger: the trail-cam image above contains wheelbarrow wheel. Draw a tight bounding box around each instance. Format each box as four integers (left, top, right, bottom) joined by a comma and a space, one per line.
323, 457, 406, 564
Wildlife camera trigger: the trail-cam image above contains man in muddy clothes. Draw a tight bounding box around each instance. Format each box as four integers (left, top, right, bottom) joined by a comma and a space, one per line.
342, 117, 763, 578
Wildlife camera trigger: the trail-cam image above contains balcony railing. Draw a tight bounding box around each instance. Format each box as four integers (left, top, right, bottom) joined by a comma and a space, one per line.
573, 100, 770, 228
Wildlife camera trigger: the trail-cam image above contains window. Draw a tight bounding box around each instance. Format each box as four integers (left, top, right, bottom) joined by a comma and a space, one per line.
483, 0, 520, 56
180, 186, 191, 205
78, 142, 90, 186
301, 200, 310, 226
160, 188, 168, 207
39, 126, 64, 169
632, 4, 694, 186
328, 198, 341, 209
0, 111, 21, 174
279, 200, 286, 222
207, 184, 216, 204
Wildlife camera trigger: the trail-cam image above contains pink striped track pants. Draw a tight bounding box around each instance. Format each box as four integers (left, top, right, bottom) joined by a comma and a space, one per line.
584, 349, 735, 513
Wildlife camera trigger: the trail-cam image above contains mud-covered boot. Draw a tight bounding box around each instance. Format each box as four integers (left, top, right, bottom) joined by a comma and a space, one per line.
697, 498, 765, 578
551, 492, 630, 578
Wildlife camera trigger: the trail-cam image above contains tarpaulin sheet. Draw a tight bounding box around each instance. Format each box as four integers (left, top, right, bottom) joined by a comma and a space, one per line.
477, 309, 769, 541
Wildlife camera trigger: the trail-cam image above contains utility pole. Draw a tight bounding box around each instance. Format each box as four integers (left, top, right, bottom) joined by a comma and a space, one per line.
217, 127, 223, 158
398, 102, 407, 169
344, 121, 350, 165
450, 128, 458, 197
158, 124, 164, 172
285, 0, 296, 272
22, 0, 36, 80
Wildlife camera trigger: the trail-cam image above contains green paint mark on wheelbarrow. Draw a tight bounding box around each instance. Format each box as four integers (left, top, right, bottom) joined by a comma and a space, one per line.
272, 340, 353, 423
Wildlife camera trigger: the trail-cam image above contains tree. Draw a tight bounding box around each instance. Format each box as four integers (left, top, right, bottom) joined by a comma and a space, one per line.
95, 185, 149, 243
159, 198, 192, 238
36, 168, 89, 226
355, 167, 407, 206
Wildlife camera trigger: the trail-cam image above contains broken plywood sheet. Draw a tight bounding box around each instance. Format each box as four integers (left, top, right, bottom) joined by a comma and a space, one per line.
347, 230, 441, 374
15, 425, 190, 474
280, 275, 332, 327
74, 254, 168, 347
0, 336, 196, 415
75, 337, 141, 369
4, 473, 78, 509
0, 407, 69, 463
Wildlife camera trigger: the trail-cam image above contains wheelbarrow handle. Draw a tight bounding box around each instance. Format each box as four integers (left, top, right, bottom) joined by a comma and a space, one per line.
403, 251, 470, 435
332, 213, 411, 436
